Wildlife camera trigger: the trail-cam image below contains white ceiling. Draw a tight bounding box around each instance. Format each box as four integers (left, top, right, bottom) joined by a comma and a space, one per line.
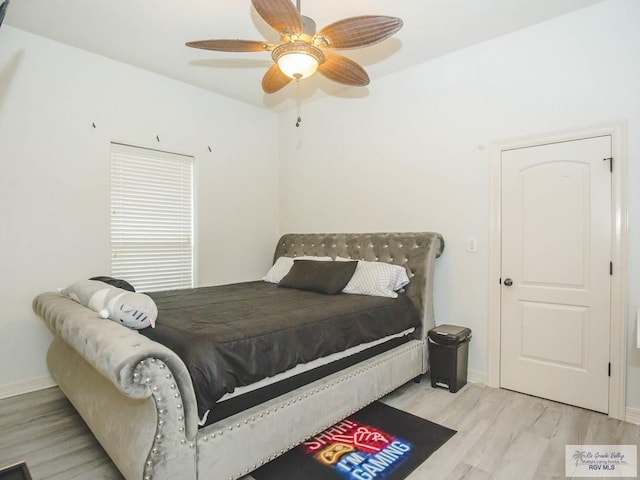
5, 0, 604, 112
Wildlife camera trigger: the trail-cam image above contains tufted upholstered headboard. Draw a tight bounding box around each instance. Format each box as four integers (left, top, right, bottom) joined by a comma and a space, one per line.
273, 232, 444, 337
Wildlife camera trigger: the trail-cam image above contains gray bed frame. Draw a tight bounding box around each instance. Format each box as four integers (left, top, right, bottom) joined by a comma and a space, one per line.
33, 232, 444, 480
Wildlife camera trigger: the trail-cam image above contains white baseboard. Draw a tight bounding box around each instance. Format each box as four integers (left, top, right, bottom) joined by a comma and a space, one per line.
467, 369, 487, 386
626, 406, 640, 426
0, 375, 57, 400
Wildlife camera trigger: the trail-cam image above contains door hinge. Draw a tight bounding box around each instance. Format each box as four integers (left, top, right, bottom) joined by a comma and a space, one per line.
604, 157, 613, 172
610, 262, 613, 276
608, 362, 611, 377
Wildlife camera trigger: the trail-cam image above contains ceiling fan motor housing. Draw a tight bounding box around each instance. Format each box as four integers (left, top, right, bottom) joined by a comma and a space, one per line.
300, 15, 316, 39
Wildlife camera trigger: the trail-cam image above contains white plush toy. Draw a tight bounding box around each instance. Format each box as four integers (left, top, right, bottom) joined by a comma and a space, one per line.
61, 279, 157, 329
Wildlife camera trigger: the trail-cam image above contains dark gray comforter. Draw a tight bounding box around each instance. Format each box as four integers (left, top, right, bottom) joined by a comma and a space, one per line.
141, 281, 420, 418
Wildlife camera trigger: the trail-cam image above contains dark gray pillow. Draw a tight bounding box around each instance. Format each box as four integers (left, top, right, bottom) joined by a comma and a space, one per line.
89, 276, 136, 292
278, 260, 357, 295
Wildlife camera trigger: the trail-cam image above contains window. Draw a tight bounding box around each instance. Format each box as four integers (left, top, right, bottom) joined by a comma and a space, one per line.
110, 143, 193, 292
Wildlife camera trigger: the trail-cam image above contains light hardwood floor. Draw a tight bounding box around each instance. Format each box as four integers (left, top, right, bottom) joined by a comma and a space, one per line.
1, 381, 638, 480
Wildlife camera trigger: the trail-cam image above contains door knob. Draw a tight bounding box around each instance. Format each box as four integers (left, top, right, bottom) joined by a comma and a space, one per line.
503, 278, 513, 286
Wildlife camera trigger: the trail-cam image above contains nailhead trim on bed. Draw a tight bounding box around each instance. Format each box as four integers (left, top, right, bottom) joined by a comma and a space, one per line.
207, 340, 424, 480
134, 342, 424, 480
135, 357, 195, 480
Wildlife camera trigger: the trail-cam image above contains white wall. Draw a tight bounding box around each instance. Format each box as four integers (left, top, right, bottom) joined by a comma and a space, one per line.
0, 27, 280, 395
277, 0, 640, 407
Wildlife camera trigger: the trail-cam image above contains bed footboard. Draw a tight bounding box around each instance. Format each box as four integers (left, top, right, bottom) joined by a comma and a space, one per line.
34, 293, 201, 480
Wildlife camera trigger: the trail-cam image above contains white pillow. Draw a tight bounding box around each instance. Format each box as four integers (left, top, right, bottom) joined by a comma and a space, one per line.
262, 255, 333, 284
337, 258, 410, 298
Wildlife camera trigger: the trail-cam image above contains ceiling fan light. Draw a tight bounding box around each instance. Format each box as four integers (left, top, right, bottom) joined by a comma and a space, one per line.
278, 52, 318, 79
272, 43, 324, 80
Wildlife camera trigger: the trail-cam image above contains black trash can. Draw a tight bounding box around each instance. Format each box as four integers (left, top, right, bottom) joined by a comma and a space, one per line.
428, 324, 472, 393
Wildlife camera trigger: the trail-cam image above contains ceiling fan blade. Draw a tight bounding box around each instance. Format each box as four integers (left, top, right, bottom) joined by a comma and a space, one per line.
0, 0, 10, 28
186, 39, 275, 52
262, 64, 293, 93
251, 0, 303, 37
315, 16, 403, 49
317, 53, 369, 87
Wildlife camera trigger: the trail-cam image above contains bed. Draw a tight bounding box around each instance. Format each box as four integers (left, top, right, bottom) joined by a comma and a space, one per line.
32, 232, 444, 480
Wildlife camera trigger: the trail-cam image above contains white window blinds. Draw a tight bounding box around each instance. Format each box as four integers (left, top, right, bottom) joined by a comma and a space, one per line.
110, 143, 194, 292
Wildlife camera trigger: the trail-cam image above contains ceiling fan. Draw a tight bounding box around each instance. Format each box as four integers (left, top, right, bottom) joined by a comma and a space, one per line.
186, 0, 403, 94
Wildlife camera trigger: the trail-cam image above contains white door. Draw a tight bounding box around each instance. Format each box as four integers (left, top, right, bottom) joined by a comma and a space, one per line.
500, 136, 611, 413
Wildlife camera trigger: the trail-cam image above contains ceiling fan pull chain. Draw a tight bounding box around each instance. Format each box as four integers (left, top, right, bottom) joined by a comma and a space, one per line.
295, 78, 302, 128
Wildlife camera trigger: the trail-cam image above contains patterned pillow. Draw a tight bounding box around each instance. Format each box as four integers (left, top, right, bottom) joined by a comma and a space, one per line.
338, 258, 410, 298
262, 255, 332, 284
